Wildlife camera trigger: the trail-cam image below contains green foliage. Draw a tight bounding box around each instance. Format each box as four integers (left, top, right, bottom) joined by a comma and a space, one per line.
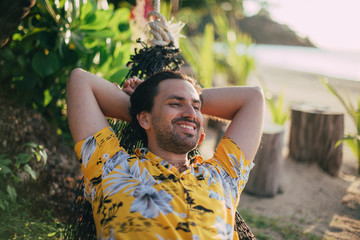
0, 143, 47, 210
212, 9, 255, 85
266, 90, 289, 125
239, 209, 321, 240
0, 199, 65, 239
0, 0, 133, 140
179, 5, 254, 87
180, 23, 215, 88
320, 78, 360, 174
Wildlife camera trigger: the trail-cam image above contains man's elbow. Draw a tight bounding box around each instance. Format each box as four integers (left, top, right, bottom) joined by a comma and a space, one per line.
67, 68, 85, 85
250, 86, 265, 105
66, 68, 88, 93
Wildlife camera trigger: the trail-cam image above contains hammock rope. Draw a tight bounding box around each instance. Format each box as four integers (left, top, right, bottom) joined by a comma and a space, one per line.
147, 0, 173, 48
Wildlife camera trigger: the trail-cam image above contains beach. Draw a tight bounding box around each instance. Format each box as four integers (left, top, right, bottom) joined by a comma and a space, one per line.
200, 64, 360, 239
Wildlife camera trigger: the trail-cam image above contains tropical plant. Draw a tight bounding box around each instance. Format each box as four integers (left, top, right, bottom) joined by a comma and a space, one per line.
0, 143, 47, 210
212, 8, 255, 86
180, 6, 255, 87
256, 72, 289, 126
320, 78, 360, 174
265, 90, 289, 126
180, 23, 215, 88
0, 0, 133, 141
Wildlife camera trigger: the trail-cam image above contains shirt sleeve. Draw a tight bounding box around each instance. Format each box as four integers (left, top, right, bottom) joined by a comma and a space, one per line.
207, 136, 254, 205
74, 127, 122, 196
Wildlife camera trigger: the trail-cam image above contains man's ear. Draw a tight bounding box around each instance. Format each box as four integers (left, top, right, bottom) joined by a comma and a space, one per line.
197, 129, 206, 146
137, 111, 151, 130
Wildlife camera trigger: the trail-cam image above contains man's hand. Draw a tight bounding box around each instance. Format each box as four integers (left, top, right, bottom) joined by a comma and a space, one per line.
122, 76, 143, 96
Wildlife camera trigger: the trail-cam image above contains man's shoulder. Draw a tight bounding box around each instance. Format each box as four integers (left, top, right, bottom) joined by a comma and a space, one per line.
74, 127, 125, 164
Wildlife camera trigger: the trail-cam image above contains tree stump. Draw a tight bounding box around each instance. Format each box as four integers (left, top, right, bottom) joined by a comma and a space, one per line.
244, 122, 285, 197
289, 104, 344, 176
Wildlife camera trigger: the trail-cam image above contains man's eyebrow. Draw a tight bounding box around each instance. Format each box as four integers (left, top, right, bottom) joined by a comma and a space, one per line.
165, 95, 201, 104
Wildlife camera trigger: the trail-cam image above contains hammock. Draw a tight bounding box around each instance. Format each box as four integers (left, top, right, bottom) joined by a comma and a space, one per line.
64, 1, 255, 239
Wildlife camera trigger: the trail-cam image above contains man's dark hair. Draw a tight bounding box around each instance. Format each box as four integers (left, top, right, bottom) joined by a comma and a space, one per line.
130, 71, 201, 145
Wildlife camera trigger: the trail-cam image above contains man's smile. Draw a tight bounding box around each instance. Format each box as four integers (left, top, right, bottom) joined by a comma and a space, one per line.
173, 119, 200, 134
179, 124, 195, 130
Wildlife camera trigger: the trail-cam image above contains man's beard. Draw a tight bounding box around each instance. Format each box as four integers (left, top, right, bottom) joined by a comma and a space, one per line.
152, 117, 201, 154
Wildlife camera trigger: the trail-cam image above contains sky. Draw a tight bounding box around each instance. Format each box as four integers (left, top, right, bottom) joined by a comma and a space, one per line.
244, 0, 360, 52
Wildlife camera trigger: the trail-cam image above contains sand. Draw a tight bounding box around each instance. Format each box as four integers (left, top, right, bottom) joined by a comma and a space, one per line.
199, 65, 360, 239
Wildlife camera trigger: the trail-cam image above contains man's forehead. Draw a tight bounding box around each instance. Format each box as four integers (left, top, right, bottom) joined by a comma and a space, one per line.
158, 79, 200, 99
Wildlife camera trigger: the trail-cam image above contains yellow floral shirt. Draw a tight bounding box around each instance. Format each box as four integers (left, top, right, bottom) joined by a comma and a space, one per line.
75, 127, 254, 240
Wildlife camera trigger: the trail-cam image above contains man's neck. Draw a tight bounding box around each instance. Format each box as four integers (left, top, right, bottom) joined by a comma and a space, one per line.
147, 144, 189, 172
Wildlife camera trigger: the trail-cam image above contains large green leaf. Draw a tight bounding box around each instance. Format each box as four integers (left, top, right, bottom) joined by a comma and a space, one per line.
199, 24, 215, 88
14, 74, 39, 93
336, 136, 360, 159
179, 38, 200, 74
111, 8, 131, 24
6, 185, 17, 202
108, 67, 130, 84
31, 52, 60, 77
43, 89, 53, 107
79, 11, 112, 30
40, 149, 48, 166
110, 8, 131, 40
112, 43, 132, 67
15, 153, 32, 168
23, 164, 37, 180
80, 2, 94, 21
85, 29, 115, 39
0, 156, 12, 176
0, 198, 9, 210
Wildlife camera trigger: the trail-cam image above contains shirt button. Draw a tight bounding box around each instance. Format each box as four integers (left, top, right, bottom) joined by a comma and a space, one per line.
190, 221, 196, 226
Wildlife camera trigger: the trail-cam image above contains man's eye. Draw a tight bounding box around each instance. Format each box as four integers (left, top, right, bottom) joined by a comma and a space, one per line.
193, 105, 200, 110
170, 103, 180, 106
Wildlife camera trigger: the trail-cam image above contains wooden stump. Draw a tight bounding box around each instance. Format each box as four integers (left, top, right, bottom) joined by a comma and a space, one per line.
244, 123, 285, 197
289, 105, 344, 176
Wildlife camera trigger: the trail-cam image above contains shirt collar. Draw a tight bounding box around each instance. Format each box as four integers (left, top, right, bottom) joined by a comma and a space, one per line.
135, 147, 204, 168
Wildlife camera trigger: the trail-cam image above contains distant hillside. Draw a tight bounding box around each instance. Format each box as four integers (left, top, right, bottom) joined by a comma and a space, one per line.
238, 11, 316, 47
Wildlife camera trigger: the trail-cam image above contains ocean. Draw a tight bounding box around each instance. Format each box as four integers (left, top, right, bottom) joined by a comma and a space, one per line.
250, 44, 360, 82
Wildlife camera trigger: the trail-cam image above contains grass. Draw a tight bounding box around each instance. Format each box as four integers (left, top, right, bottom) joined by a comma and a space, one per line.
0, 199, 66, 239
239, 209, 322, 240
0, 196, 322, 239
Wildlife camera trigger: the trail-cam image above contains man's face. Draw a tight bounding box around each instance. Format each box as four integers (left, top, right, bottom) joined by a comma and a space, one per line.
146, 79, 203, 154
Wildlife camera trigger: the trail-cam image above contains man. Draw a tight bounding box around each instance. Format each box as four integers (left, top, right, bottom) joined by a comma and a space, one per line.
66, 68, 264, 239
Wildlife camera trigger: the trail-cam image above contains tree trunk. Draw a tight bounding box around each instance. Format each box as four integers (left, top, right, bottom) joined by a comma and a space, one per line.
244, 123, 285, 197
289, 105, 344, 176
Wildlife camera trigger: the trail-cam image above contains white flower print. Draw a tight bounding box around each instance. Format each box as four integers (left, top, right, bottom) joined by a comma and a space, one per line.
214, 216, 233, 240
103, 150, 130, 177
208, 190, 224, 201
156, 234, 172, 240
201, 164, 222, 186
192, 235, 200, 240
80, 136, 97, 168
103, 153, 110, 160
220, 170, 235, 209
103, 160, 155, 197
130, 185, 173, 218
99, 228, 116, 240
103, 159, 174, 218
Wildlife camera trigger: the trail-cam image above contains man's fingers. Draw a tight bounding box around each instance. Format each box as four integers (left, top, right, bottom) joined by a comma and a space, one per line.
123, 79, 131, 88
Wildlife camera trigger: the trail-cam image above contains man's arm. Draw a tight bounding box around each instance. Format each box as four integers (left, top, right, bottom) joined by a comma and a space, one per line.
66, 68, 131, 143
201, 86, 264, 161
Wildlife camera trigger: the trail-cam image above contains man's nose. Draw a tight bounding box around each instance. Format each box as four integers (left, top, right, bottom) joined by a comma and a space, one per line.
182, 104, 196, 119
